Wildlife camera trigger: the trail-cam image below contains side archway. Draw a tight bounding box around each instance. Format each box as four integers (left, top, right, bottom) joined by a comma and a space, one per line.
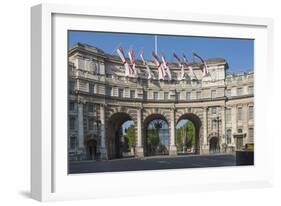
176, 113, 202, 154
143, 114, 169, 156
208, 132, 220, 153
107, 112, 135, 159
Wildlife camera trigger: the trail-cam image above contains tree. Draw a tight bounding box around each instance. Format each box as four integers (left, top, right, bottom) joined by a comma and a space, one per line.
126, 125, 136, 149
147, 128, 160, 155
176, 121, 195, 151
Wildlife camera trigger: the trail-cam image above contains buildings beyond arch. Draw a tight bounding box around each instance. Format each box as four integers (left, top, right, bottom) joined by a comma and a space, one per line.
68, 43, 254, 161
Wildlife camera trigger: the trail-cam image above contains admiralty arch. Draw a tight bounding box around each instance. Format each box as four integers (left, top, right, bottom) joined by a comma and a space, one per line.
68, 43, 254, 161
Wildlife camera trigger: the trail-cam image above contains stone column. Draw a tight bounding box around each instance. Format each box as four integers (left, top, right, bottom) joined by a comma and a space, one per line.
243, 104, 249, 144
77, 103, 84, 149
169, 108, 177, 156
100, 104, 108, 159
77, 102, 86, 160
231, 106, 237, 145
135, 108, 144, 157
221, 106, 226, 144
202, 107, 209, 154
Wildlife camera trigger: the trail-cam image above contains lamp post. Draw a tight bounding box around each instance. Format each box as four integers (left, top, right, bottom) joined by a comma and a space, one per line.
213, 116, 222, 153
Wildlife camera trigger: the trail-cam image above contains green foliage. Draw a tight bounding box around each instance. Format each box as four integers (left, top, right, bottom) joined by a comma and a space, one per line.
147, 128, 160, 146
126, 125, 136, 149
176, 121, 195, 151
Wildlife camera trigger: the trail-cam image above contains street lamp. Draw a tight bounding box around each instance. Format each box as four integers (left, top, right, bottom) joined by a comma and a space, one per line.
213, 116, 222, 153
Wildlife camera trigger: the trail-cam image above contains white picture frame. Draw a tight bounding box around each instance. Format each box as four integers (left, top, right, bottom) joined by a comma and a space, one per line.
31, 3, 274, 202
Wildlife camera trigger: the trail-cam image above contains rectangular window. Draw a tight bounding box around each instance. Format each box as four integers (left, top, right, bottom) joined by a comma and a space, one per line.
196, 91, 201, 99
249, 128, 254, 141
70, 136, 77, 149
248, 86, 254, 95
89, 82, 94, 94
237, 107, 243, 121
143, 91, 147, 99
211, 90, 216, 99
212, 107, 216, 115
176, 92, 181, 100
153, 92, 158, 100
88, 103, 94, 113
69, 80, 75, 93
88, 118, 94, 130
106, 87, 112, 96
130, 90, 135, 98
164, 92, 169, 100
70, 117, 75, 130
119, 88, 124, 98
226, 89, 231, 97
249, 106, 254, 120
186, 92, 191, 100
237, 87, 243, 96
69, 102, 75, 111
226, 108, 231, 122
212, 120, 216, 130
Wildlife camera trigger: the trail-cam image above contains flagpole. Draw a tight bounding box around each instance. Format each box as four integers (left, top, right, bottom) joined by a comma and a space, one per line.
155, 35, 158, 55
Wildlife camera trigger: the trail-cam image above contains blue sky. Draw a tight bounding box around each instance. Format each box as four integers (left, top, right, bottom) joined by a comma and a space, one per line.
68, 31, 254, 72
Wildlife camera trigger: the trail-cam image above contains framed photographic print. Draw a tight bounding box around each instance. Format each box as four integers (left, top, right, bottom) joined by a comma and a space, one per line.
31, 3, 274, 201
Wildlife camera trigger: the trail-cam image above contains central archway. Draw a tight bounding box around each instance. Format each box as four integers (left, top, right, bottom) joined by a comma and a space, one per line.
143, 114, 169, 156
107, 112, 135, 159
176, 113, 202, 154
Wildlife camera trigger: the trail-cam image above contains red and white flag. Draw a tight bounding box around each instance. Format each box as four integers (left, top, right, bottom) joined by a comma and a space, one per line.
152, 51, 165, 80
161, 55, 172, 80
183, 53, 196, 80
193, 52, 209, 76
116, 47, 133, 77
140, 51, 153, 80
173, 52, 185, 80
128, 49, 138, 77
173, 52, 181, 65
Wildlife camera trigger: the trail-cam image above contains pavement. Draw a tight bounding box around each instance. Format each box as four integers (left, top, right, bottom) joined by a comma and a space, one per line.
68, 154, 240, 174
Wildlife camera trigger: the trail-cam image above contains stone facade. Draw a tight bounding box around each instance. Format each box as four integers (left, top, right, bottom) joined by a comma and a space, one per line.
68, 43, 254, 161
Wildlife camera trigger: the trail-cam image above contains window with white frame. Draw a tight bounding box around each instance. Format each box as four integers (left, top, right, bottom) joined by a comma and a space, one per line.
119, 88, 124, 98
153, 92, 158, 100
248, 86, 254, 95
237, 107, 243, 121
237, 87, 243, 96
226, 89, 231, 97
212, 120, 216, 130
196, 91, 201, 99
212, 107, 216, 115
176, 92, 181, 100
164, 92, 169, 100
211, 90, 216, 99
226, 108, 231, 122
249, 106, 254, 120
130, 90, 135, 98
186, 92, 191, 100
